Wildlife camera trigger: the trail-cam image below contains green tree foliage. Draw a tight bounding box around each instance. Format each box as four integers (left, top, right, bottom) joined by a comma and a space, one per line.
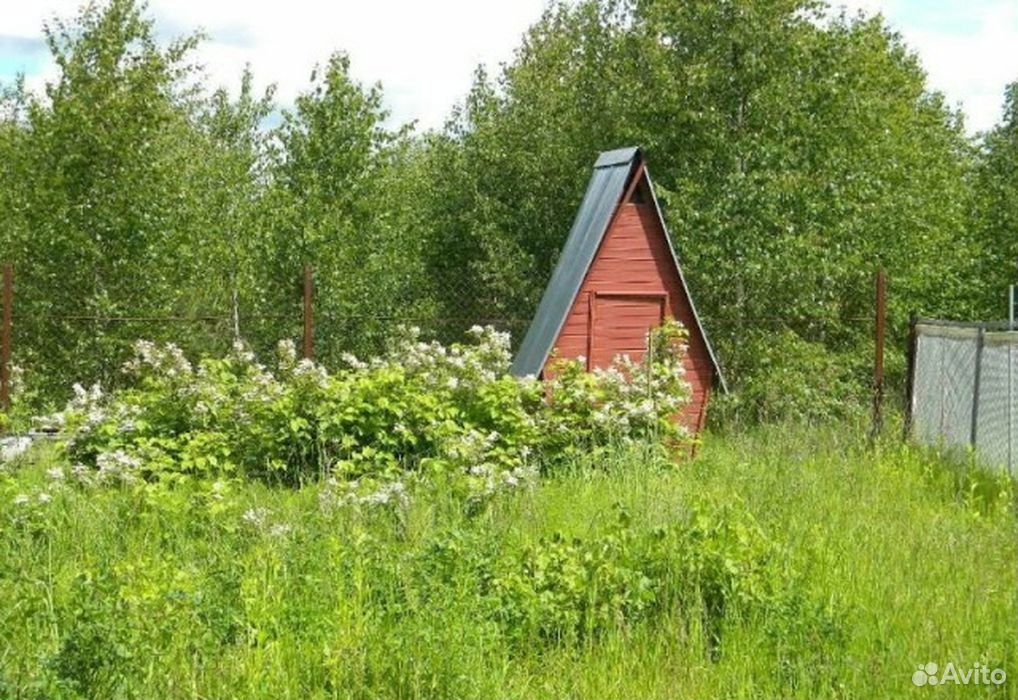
970, 80, 1018, 318
0, 0, 212, 395
0, 2, 420, 394
259, 52, 425, 361
187, 68, 275, 348
412, 0, 979, 419
0, 0, 1010, 424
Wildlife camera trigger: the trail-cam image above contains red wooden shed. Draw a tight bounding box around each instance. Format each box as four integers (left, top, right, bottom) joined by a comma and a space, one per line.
510, 146, 726, 434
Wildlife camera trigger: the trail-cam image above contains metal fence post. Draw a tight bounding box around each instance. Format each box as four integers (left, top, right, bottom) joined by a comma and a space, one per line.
903, 313, 917, 440
303, 265, 314, 360
1, 263, 12, 416
970, 324, 985, 447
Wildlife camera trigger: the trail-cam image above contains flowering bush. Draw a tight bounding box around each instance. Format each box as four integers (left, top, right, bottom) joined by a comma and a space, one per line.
51, 322, 691, 501
539, 320, 692, 462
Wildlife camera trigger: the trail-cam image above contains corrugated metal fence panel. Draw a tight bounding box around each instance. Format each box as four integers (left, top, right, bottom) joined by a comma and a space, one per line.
913, 328, 974, 450
941, 333, 978, 449
912, 331, 944, 448
977, 333, 1015, 475
912, 323, 1016, 475
1013, 338, 1018, 477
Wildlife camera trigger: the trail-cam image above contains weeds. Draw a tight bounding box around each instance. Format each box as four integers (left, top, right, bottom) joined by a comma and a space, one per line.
1, 423, 1015, 698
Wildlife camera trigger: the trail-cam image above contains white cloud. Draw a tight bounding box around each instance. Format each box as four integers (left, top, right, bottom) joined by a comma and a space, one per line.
3, 0, 1016, 133
4, 0, 548, 130
835, 0, 1018, 132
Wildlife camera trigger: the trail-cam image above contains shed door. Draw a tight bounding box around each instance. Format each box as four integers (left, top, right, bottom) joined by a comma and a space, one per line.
589, 292, 666, 369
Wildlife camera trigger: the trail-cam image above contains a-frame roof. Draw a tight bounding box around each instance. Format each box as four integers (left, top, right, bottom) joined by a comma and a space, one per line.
510, 146, 727, 392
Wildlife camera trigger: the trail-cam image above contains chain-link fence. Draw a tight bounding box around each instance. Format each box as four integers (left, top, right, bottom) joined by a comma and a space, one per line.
0, 261, 538, 406
1, 255, 895, 427
909, 319, 1017, 475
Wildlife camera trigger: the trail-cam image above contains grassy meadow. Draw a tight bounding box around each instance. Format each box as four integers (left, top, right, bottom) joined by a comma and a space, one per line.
1, 423, 1015, 699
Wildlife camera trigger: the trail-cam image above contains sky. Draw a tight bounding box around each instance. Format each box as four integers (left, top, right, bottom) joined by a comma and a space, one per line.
1, 0, 1016, 134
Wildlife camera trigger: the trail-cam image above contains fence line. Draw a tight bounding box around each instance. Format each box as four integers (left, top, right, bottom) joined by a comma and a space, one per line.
0, 259, 892, 429
908, 318, 1017, 475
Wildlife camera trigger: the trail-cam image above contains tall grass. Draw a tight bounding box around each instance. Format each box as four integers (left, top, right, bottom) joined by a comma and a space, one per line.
1, 424, 1015, 699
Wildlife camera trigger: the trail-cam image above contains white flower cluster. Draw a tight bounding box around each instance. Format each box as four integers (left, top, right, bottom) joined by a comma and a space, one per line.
467, 462, 538, 496
374, 324, 513, 392
123, 340, 192, 378
69, 463, 94, 486
188, 350, 286, 420
49, 321, 691, 500
241, 506, 293, 537
231, 339, 257, 365
541, 336, 691, 443
339, 351, 368, 371
241, 507, 269, 527
444, 429, 502, 462
11, 490, 54, 510
319, 477, 410, 511
276, 339, 298, 369
35, 381, 105, 434
438, 427, 539, 499
291, 358, 330, 389
0, 436, 33, 463
95, 449, 142, 485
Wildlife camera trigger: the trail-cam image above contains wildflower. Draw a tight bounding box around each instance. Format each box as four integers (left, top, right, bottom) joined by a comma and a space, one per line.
340, 352, 368, 370
34, 412, 66, 432
231, 339, 256, 364
13, 493, 29, 506
70, 463, 94, 486
293, 359, 329, 388
96, 450, 141, 484
242, 507, 269, 528
124, 340, 192, 377
0, 436, 32, 462
37, 492, 52, 504
358, 481, 409, 508
47, 467, 65, 482
269, 523, 292, 538
276, 338, 297, 368
362, 489, 391, 506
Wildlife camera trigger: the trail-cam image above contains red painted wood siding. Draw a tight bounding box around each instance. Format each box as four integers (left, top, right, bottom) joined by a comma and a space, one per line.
546, 199, 714, 433
590, 295, 664, 368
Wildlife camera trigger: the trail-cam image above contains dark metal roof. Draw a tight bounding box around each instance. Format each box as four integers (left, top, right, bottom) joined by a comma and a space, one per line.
510, 147, 727, 392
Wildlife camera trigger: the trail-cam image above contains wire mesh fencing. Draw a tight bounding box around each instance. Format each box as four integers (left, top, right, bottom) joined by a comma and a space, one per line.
909, 319, 1017, 476
0, 260, 539, 406
0, 256, 895, 428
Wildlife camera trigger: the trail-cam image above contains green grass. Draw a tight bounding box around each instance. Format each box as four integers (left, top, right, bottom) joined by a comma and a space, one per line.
1, 423, 1015, 699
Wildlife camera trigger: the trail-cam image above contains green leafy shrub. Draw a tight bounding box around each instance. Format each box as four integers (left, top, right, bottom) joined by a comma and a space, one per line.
414, 495, 841, 656
48, 322, 692, 502
711, 330, 867, 426
485, 508, 659, 645
539, 322, 692, 466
